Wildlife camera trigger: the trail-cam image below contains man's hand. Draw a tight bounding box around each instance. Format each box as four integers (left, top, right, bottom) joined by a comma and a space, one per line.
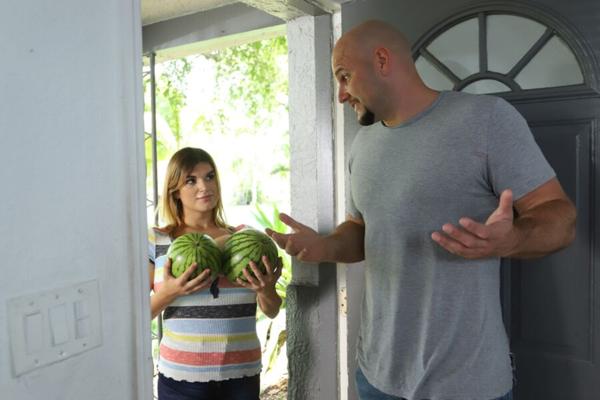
431, 189, 518, 259
265, 213, 328, 263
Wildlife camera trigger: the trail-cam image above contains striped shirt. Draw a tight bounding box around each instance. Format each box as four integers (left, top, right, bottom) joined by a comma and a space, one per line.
149, 228, 262, 383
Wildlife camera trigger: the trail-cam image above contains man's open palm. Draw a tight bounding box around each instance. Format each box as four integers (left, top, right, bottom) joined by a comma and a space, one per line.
431, 189, 517, 259
266, 213, 327, 263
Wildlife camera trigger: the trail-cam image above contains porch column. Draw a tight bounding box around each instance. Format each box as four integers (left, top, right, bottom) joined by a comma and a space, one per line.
286, 14, 338, 400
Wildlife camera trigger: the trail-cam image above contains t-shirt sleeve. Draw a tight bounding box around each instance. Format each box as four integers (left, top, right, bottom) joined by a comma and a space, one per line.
486, 97, 555, 200
148, 228, 156, 264
148, 228, 171, 265
346, 152, 363, 220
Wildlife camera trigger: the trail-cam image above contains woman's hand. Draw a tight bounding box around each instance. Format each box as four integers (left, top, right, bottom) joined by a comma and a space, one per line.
151, 258, 213, 319
162, 258, 213, 295
236, 256, 283, 318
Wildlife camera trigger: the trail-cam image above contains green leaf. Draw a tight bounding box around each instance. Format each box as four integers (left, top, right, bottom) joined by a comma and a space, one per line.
266, 329, 287, 372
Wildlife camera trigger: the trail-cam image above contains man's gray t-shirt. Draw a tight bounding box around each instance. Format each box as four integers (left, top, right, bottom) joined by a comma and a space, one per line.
347, 91, 555, 400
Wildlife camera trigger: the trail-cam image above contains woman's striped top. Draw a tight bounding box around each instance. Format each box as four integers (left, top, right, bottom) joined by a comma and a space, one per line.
149, 228, 262, 383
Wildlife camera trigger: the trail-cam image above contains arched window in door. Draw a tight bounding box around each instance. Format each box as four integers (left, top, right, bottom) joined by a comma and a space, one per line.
414, 14, 585, 94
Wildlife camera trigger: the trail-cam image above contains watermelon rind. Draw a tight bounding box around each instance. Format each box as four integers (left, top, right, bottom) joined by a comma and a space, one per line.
167, 233, 222, 279
222, 229, 279, 283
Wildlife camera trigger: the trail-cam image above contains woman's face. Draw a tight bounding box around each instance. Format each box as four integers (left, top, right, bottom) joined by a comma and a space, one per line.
176, 162, 219, 216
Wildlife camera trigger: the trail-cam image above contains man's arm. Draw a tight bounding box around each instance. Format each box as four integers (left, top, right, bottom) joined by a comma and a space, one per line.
509, 178, 576, 258
431, 178, 576, 259
266, 213, 365, 263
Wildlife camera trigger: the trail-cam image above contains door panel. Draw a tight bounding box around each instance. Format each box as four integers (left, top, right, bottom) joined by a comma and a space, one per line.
506, 100, 600, 400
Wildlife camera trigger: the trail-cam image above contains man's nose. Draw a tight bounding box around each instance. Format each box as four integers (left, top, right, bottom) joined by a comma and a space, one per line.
338, 85, 350, 103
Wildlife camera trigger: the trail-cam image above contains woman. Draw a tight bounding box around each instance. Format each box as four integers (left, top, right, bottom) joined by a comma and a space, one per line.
149, 147, 282, 400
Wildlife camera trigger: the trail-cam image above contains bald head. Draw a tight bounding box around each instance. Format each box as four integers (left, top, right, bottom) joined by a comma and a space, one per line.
334, 20, 412, 63
332, 19, 437, 127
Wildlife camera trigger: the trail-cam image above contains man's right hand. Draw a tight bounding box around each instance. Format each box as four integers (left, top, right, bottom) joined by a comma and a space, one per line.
266, 213, 329, 263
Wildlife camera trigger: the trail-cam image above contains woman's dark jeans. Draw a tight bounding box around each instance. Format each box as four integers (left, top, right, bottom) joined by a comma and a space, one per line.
158, 373, 260, 400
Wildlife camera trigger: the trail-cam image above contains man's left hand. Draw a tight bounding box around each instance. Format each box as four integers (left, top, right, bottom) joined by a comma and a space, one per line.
431, 189, 518, 259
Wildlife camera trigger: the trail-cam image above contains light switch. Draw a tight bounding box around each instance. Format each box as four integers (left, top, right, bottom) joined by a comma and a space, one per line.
74, 300, 91, 339
7, 280, 102, 376
75, 318, 90, 339
74, 300, 89, 319
24, 312, 43, 354
49, 303, 69, 345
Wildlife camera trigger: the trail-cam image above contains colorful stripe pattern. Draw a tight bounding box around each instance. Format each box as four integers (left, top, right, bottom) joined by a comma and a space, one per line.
149, 228, 261, 382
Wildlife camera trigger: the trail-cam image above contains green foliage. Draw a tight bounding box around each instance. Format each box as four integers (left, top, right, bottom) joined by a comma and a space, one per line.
144, 135, 170, 193
253, 203, 291, 308
265, 324, 287, 373
156, 58, 192, 145
143, 57, 192, 209
252, 202, 291, 375
208, 36, 288, 128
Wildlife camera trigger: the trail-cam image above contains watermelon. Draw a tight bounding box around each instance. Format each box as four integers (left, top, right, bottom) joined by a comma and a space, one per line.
222, 229, 279, 283
167, 233, 222, 279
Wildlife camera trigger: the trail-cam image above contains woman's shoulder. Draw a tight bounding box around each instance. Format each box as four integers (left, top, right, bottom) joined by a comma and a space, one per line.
149, 226, 173, 244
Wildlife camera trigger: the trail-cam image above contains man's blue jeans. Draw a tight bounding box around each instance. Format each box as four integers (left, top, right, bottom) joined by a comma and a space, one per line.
356, 367, 513, 400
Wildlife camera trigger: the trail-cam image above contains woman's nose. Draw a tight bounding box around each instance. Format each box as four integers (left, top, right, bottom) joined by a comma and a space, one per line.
194, 180, 208, 191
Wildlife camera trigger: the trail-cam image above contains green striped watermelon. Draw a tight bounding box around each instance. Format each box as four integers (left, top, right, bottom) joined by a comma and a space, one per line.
167, 233, 222, 279
222, 229, 279, 283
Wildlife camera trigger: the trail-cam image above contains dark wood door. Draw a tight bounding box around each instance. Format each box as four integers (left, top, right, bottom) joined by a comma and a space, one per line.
503, 96, 600, 400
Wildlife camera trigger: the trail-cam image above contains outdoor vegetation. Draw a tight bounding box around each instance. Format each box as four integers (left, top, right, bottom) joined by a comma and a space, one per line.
143, 35, 290, 399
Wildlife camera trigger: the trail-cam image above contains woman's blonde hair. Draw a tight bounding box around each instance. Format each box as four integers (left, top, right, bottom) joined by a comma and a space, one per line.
158, 147, 227, 234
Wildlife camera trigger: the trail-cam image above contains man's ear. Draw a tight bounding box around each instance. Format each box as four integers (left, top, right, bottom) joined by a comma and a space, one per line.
374, 47, 391, 76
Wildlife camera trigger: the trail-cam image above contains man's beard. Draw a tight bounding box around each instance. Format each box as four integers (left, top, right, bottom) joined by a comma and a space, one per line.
358, 108, 376, 126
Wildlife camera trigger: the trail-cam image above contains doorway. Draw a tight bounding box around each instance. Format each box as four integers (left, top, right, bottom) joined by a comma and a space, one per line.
143, 31, 291, 399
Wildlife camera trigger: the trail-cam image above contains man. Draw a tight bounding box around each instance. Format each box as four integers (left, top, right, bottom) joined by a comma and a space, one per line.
267, 20, 576, 400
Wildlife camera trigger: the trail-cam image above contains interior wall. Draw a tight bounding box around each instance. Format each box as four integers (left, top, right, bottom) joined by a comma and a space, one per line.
0, 1, 152, 399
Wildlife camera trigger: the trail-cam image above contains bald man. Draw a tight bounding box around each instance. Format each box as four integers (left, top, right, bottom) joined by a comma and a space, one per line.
268, 20, 575, 400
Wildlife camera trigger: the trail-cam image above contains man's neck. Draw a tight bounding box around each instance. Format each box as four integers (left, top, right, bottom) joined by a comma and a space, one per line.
383, 88, 439, 127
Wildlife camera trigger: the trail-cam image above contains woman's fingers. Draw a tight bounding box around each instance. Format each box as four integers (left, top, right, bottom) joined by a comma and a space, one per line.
186, 268, 213, 292
179, 263, 198, 281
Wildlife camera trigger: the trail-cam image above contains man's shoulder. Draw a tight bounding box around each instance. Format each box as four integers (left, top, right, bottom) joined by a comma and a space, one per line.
438, 91, 518, 123
442, 90, 501, 109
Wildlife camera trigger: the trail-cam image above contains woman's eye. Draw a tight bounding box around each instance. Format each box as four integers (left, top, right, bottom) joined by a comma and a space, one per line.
205, 172, 215, 181
185, 177, 196, 185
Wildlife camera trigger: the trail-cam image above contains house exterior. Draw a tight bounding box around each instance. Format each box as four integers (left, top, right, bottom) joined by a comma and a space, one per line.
2, 1, 598, 399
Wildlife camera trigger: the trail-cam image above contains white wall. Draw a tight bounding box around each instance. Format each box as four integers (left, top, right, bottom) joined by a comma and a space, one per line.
0, 1, 152, 399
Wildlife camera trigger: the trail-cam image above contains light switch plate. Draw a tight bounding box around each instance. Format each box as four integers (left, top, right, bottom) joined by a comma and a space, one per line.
7, 280, 103, 376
